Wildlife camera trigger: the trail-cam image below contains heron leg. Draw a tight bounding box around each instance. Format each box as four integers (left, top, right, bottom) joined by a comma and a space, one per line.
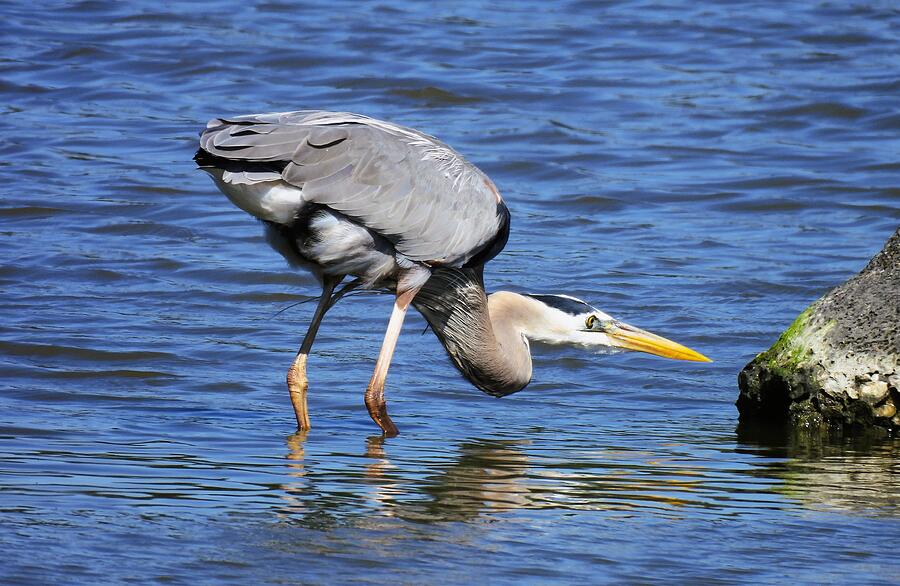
364, 287, 419, 437
287, 276, 340, 430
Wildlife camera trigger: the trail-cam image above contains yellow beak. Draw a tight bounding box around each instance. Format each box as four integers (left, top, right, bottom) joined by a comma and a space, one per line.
605, 321, 711, 362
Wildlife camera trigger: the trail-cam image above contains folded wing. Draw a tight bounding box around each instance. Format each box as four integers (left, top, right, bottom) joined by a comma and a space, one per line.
198, 110, 508, 267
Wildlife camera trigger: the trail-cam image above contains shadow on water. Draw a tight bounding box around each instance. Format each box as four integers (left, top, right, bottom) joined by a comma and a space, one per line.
736, 421, 900, 516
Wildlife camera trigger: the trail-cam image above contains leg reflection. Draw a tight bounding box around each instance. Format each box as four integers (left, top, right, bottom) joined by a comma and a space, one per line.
278, 429, 311, 518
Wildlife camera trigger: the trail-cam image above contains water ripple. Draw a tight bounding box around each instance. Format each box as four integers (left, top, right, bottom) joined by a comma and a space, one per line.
2, 0, 899, 584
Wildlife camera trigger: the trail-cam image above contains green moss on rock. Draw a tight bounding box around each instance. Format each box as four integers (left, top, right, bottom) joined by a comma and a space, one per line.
758, 304, 816, 375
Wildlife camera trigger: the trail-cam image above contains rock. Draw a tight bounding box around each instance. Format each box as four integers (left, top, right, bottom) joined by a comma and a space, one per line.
737, 228, 900, 433
860, 380, 889, 405
874, 400, 896, 420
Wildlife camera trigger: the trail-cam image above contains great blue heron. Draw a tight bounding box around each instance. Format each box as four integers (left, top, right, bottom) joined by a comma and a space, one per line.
195, 110, 710, 437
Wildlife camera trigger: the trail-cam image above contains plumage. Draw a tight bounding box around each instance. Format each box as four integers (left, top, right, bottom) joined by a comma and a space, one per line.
413, 267, 532, 398
195, 110, 710, 437
522, 294, 595, 317
197, 110, 507, 267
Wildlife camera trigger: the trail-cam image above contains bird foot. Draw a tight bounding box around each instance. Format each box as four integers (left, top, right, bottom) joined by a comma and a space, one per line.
365, 384, 399, 437
287, 353, 311, 430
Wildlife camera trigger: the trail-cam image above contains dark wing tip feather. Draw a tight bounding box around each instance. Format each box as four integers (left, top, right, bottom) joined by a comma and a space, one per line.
193, 147, 288, 174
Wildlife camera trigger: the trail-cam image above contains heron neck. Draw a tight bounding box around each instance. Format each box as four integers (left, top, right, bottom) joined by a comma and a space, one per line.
412, 269, 532, 397
484, 292, 534, 392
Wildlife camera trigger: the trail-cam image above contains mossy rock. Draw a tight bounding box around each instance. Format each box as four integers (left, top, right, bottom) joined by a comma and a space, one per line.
737, 228, 900, 434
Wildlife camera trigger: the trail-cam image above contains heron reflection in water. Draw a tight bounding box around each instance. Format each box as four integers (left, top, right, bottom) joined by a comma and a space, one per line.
195, 111, 710, 436
279, 434, 530, 522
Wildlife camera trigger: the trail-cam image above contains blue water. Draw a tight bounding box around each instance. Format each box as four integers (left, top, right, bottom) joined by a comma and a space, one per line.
2, 1, 899, 584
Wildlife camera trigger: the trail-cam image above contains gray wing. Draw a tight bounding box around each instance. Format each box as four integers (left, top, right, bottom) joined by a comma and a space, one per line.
199, 110, 507, 266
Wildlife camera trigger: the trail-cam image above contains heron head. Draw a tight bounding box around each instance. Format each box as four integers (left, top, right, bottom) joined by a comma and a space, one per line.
516, 293, 711, 362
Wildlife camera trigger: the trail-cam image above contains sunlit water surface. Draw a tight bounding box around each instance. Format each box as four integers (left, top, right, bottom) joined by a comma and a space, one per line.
2, 1, 899, 584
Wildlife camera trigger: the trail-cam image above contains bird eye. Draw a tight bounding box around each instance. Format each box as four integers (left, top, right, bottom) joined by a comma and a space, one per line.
585, 315, 597, 330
